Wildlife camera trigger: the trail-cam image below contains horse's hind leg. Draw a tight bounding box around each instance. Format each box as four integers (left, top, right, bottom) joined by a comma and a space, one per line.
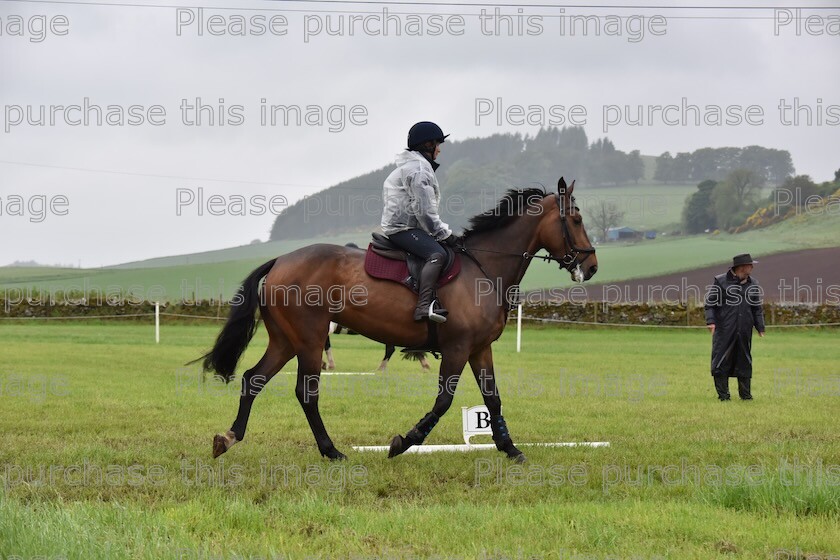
213, 336, 293, 458
295, 345, 346, 461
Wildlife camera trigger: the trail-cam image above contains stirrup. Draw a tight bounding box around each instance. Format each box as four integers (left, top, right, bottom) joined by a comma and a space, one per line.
427, 300, 448, 323
414, 300, 448, 323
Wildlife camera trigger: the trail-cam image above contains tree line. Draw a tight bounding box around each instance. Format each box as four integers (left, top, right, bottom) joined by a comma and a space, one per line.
271, 127, 649, 240
269, 126, 797, 240
654, 146, 793, 185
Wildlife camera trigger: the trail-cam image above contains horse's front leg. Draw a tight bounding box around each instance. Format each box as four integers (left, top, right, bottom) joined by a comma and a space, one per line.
296, 348, 346, 461
388, 351, 469, 458
470, 345, 525, 462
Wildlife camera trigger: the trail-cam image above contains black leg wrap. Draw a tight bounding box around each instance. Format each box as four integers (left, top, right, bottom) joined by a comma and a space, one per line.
491, 415, 511, 449
491, 415, 525, 461
388, 412, 440, 458
413, 412, 440, 442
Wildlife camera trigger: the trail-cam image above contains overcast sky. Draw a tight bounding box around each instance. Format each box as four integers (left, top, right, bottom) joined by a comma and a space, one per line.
1, 0, 838, 267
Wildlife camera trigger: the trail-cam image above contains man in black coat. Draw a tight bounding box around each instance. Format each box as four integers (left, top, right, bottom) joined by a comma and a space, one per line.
704, 253, 767, 401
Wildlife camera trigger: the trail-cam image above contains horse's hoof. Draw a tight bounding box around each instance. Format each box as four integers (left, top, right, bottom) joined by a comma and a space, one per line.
212, 434, 228, 458
388, 435, 406, 458
322, 447, 347, 461
512, 452, 527, 464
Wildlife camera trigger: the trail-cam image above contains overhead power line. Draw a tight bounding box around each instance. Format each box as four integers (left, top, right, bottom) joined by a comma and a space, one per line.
0, 159, 325, 188
1, 0, 837, 14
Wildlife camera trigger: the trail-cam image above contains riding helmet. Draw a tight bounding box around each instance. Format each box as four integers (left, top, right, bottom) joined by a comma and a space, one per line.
407, 121, 449, 149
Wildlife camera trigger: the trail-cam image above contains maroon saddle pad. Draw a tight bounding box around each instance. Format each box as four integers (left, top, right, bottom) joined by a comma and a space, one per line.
364, 244, 461, 293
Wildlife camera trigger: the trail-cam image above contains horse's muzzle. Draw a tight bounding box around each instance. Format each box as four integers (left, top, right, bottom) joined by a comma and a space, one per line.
572, 263, 597, 282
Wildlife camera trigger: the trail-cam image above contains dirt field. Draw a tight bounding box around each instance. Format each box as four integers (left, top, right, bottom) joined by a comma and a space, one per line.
534, 247, 840, 303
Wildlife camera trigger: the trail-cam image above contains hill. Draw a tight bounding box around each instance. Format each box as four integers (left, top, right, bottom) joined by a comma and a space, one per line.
268, 128, 652, 241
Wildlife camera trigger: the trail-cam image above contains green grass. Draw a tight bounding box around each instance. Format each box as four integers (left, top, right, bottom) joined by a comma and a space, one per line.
737, 206, 840, 249
575, 182, 696, 232
1, 322, 839, 559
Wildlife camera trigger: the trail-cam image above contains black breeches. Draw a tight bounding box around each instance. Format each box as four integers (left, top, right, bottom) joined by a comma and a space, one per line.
388, 229, 445, 261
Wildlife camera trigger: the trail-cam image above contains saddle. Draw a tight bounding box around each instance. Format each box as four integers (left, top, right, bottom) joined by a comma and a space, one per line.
364, 232, 461, 293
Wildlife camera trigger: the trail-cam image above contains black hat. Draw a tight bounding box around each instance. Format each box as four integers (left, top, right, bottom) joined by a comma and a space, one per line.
732, 253, 758, 267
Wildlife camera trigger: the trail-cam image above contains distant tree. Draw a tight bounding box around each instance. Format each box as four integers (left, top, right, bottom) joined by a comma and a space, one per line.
712, 169, 764, 230
760, 147, 794, 185
727, 168, 765, 205
627, 150, 645, 184
773, 175, 819, 213
671, 152, 693, 182
589, 200, 625, 243
682, 180, 718, 233
653, 152, 673, 183
690, 148, 721, 182
711, 182, 739, 230
834, 168, 840, 183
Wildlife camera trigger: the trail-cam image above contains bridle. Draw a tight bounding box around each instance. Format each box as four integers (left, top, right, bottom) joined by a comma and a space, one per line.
461, 191, 596, 276
554, 190, 597, 271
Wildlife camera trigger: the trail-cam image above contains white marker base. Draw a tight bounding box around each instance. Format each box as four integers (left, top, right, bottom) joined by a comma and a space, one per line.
352, 442, 610, 453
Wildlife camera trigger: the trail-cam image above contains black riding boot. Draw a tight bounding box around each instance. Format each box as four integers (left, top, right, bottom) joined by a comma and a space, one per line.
414, 254, 448, 323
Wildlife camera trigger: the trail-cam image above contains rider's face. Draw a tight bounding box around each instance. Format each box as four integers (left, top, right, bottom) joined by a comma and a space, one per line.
433, 142, 442, 160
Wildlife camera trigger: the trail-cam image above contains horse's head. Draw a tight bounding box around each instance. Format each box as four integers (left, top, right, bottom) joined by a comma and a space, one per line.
537, 177, 598, 283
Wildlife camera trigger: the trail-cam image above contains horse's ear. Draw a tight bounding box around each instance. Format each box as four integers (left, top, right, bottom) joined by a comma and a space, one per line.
568, 179, 576, 195
557, 177, 567, 194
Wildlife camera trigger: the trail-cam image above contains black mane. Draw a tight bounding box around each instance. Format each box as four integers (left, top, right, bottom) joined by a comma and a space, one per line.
464, 187, 549, 236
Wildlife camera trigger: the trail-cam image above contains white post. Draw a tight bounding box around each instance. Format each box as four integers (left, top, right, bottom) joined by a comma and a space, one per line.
516, 303, 522, 353
155, 301, 160, 344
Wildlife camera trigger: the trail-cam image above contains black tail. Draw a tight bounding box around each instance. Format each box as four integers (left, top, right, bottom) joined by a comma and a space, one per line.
193, 258, 277, 383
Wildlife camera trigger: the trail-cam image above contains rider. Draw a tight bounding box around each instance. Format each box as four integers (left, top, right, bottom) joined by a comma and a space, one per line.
381, 121, 462, 323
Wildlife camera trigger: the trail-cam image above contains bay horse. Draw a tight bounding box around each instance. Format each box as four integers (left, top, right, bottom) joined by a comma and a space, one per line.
199, 178, 597, 462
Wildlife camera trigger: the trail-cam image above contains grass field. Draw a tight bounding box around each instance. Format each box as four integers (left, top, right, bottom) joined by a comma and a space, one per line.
572, 183, 697, 233
2, 322, 839, 559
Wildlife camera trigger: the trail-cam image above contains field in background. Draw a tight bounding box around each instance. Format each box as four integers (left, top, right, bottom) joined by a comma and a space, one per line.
575, 182, 695, 233
0, 230, 824, 300
1, 322, 838, 559
2, 183, 836, 300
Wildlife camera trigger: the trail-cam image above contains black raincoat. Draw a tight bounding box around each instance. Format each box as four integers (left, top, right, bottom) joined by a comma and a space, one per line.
704, 269, 766, 378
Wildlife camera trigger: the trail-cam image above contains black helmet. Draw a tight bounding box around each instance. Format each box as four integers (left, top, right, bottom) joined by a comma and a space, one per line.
407, 121, 449, 149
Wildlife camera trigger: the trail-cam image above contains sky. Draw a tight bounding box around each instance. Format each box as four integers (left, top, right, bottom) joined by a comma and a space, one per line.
1, 0, 838, 267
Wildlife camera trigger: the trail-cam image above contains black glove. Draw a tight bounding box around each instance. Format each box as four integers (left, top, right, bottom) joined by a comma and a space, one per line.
444, 234, 463, 247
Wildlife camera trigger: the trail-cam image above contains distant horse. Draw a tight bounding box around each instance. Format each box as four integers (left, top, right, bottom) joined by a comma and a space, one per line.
325, 321, 430, 372
378, 345, 431, 372
199, 178, 597, 461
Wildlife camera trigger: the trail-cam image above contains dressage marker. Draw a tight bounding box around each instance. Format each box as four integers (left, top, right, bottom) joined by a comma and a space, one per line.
281, 371, 374, 376
352, 405, 610, 453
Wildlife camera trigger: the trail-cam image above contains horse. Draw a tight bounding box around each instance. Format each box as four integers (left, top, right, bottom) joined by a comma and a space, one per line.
198, 178, 597, 462
326, 317, 431, 372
